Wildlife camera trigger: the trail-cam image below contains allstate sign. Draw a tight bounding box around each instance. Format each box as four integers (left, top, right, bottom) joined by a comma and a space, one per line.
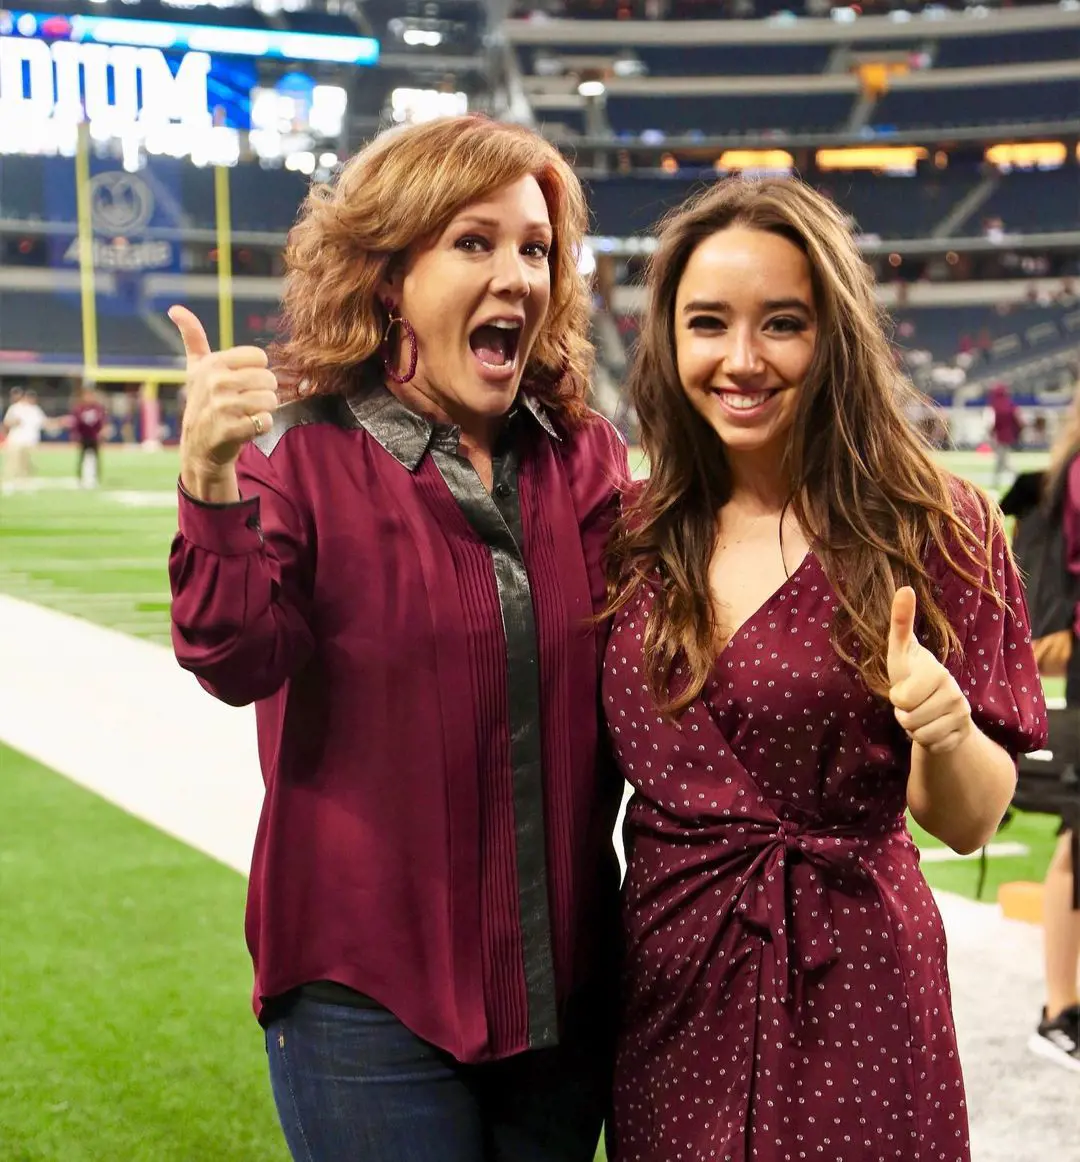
63, 171, 174, 270
44, 160, 183, 279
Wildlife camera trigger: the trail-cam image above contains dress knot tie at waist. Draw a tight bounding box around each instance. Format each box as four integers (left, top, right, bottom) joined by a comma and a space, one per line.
734, 818, 900, 1013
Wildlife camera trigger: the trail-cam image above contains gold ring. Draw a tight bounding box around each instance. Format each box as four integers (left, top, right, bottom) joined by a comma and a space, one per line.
251, 414, 264, 437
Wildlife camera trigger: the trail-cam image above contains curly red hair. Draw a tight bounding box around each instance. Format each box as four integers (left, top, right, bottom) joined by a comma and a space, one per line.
270, 115, 593, 422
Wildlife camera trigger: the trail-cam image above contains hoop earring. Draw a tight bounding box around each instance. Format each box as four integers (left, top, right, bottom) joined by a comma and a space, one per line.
380, 298, 418, 384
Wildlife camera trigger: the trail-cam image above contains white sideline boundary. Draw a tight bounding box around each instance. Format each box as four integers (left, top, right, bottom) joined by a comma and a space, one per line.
0, 593, 263, 876
0, 594, 1076, 1160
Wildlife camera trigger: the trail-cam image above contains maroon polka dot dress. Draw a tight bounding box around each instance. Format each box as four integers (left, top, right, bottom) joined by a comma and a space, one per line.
603, 502, 1046, 1162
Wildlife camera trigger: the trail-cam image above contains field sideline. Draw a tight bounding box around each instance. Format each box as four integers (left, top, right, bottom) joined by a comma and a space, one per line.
0, 444, 1074, 1161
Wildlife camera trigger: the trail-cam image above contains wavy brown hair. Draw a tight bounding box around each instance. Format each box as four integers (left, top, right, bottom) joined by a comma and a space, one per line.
270, 114, 593, 421
608, 176, 999, 714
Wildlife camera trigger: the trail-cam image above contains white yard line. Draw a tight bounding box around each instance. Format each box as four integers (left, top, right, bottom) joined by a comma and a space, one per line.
0, 558, 167, 571
104, 491, 181, 507
920, 841, 1031, 863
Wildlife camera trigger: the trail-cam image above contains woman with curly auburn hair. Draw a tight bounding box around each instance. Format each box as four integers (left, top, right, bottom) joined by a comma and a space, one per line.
166, 115, 628, 1162
602, 177, 1046, 1162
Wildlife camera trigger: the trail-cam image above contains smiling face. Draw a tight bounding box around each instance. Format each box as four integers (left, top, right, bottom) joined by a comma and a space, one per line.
674, 225, 818, 464
381, 175, 553, 429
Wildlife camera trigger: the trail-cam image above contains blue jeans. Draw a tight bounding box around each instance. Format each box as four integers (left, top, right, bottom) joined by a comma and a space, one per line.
265, 997, 611, 1162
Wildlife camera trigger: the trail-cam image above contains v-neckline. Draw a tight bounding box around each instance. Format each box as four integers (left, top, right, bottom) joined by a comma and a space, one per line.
719, 549, 816, 654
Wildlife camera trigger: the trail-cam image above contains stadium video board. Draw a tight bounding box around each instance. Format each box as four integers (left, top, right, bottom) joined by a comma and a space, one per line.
0, 9, 377, 160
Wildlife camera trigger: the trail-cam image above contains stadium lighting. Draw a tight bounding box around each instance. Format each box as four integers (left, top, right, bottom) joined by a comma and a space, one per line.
309, 85, 348, 137
716, 149, 794, 175
578, 80, 605, 98
577, 243, 596, 278
985, 142, 1067, 171
612, 52, 646, 79
390, 87, 468, 125
247, 128, 283, 160
403, 29, 443, 47
285, 150, 316, 175
817, 146, 927, 174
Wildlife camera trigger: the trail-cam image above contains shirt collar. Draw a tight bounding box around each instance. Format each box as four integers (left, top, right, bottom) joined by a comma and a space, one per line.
345, 383, 560, 473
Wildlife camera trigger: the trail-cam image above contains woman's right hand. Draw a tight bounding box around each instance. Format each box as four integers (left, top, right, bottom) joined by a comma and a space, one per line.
1032, 629, 1072, 678
170, 304, 280, 503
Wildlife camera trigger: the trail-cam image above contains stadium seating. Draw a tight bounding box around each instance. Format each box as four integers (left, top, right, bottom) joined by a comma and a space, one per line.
606, 91, 855, 137
583, 165, 999, 240
520, 43, 832, 76
932, 27, 1079, 69
892, 301, 1080, 377
0, 293, 177, 362
975, 168, 1080, 236
872, 79, 1080, 132
145, 298, 284, 351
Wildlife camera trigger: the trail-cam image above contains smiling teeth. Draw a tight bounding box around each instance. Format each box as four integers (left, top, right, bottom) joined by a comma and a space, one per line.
723, 392, 772, 410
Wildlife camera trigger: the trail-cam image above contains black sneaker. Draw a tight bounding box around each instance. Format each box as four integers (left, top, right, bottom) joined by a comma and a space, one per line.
1028, 1005, 1080, 1073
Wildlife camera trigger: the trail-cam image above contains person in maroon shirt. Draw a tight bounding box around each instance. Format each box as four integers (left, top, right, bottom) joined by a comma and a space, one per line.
1026, 394, 1080, 1071
70, 385, 106, 487
167, 116, 629, 1161
989, 380, 1022, 488
601, 178, 1046, 1161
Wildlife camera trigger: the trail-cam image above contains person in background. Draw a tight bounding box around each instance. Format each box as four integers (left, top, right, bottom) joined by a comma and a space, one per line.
168, 115, 629, 1162
989, 380, 1022, 489
71, 385, 106, 488
2, 387, 48, 493
1027, 388, 1080, 1072
602, 177, 1046, 1161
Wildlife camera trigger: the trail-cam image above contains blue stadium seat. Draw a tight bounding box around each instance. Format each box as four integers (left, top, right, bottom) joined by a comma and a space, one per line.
976, 168, 1080, 235
176, 165, 310, 232
283, 11, 363, 35
873, 80, 1080, 131
147, 298, 285, 351
0, 158, 311, 236
0, 292, 177, 362
585, 165, 995, 240
520, 43, 831, 76
586, 176, 711, 235
891, 301, 1076, 367
636, 44, 832, 76
607, 91, 853, 136
0, 156, 48, 221
820, 166, 984, 240
535, 108, 588, 136
933, 28, 1079, 69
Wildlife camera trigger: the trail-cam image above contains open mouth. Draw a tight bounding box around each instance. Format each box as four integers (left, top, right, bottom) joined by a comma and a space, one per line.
711, 388, 781, 412
469, 320, 522, 370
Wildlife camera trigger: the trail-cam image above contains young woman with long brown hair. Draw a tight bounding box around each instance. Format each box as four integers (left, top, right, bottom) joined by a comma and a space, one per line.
167, 115, 628, 1161
602, 177, 1046, 1161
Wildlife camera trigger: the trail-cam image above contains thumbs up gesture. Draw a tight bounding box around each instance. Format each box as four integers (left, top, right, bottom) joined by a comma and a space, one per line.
888, 587, 973, 755
170, 305, 280, 497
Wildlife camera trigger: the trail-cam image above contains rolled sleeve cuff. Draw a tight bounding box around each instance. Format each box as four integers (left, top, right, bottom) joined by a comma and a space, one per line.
177, 479, 263, 556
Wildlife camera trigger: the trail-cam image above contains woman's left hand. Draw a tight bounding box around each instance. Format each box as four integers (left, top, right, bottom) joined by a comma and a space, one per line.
887, 586, 973, 755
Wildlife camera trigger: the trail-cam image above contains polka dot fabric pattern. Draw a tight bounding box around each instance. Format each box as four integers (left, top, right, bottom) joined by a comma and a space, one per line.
603, 505, 1046, 1162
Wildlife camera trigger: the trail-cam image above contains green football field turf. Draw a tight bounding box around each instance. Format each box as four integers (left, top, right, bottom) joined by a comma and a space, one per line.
0, 743, 289, 1162
0, 443, 1064, 1161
